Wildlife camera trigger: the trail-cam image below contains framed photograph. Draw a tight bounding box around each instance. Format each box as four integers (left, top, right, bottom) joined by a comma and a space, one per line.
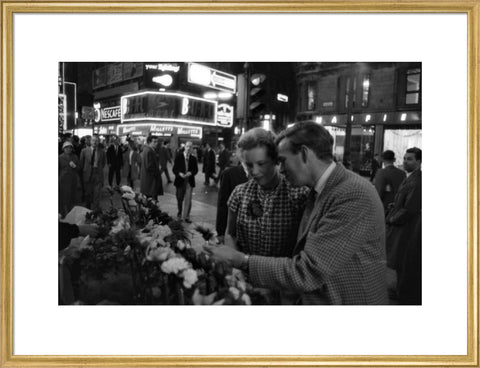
1, 1, 478, 367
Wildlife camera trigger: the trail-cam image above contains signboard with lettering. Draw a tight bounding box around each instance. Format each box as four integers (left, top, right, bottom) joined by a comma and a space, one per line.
217, 103, 234, 127
101, 106, 121, 121
94, 124, 117, 135
121, 91, 217, 126
187, 63, 236, 93
144, 63, 180, 90
58, 94, 66, 133
117, 123, 203, 139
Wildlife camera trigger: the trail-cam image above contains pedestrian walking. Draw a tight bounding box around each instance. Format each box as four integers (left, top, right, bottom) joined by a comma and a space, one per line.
217, 143, 230, 181
106, 135, 124, 188
173, 141, 198, 223
157, 140, 173, 185
125, 139, 142, 190
140, 135, 163, 199
202, 143, 216, 186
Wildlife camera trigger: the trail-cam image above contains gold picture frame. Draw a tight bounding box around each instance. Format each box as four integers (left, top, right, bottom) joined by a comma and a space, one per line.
1, 1, 479, 367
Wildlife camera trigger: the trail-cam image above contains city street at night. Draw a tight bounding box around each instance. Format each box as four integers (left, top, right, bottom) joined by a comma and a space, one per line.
59, 61, 421, 306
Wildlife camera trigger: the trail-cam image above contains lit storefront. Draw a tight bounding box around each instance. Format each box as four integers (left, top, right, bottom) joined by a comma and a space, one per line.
313, 110, 421, 173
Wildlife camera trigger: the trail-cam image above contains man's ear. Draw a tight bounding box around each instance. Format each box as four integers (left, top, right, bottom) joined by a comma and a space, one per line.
301, 145, 308, 163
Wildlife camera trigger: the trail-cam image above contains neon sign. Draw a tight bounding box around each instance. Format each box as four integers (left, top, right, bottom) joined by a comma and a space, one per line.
217, 103, 234, 127
121, 91, 217, 126
188, 63, 236, 93
117, 123, 203, 139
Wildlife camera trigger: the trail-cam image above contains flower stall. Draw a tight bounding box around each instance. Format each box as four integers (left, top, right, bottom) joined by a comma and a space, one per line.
59, 186, 257, 305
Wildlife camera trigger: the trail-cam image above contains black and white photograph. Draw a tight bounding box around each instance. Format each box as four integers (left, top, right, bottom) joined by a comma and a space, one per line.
58, 62, 422, 306
3, 4, 476, 365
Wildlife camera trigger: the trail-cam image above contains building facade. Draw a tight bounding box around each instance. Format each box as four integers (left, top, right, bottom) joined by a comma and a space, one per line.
295, 62, 421, 174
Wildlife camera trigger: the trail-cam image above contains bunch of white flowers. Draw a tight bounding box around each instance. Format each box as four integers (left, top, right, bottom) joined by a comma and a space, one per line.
181, 268, 198, 288
160, 257, 190, 274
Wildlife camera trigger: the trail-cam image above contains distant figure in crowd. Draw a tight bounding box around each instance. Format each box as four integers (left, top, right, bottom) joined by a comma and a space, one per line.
370, 153, 381, 182
386, 147, 422, 305
157, 140, 173, 185
224, 128, 309, 258
59, 141, 81, 217
125, 139, 142, 190
88, 135, 106, 209
79, 135, 94, 207
206, 122, 389, 305
173, 141, 198, 223
203, 143, 216, 186
217, 143, 230, 181
106, 135, 124, 188
72, 135, 82, 158
215, 149, 249, 242
140, 135, 163, 199
374, 150, 406, 212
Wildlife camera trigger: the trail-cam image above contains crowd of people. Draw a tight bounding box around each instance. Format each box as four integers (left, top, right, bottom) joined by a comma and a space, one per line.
59, 122, 422, 305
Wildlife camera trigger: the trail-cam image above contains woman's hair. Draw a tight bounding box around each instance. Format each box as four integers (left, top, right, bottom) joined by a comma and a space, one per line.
276, 122, 334, 161
237, 128, 278, 162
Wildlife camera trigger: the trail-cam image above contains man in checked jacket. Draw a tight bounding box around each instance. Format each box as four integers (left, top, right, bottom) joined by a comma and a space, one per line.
206, 121, 389, 305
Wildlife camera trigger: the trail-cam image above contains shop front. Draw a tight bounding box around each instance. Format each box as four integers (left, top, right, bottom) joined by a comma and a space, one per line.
312, 109, 421, 175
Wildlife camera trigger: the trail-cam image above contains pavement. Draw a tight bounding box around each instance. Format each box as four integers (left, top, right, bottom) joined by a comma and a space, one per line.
98, 163, 220, 226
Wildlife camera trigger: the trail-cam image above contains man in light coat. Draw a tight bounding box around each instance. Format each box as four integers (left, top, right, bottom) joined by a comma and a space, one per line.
206, 122, 388, 305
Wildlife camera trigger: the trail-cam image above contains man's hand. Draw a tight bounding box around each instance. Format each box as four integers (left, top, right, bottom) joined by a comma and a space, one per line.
203, 244, 245, 268
78, 224, 99, 237
185, 171, 192, 177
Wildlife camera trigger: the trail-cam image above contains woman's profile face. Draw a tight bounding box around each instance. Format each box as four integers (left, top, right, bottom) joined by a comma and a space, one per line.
243, 146, 278, 188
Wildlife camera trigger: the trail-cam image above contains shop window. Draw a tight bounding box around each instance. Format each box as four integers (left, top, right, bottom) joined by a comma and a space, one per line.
406, 68, 421, 105
307, 82, 316, 111
361, 74, 370, 107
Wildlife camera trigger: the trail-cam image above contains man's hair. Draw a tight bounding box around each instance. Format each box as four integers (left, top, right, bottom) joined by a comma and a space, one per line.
146, 135, 158, 144
238, 127, 278, 162
276, 122, 333, 161
381, 150, 395, 162
406, 147, 422, 161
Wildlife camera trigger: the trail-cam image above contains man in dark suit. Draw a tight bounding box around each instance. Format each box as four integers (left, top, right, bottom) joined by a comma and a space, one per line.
157, 140, 173, 185
386, 147, 422, 305
374, 150, 406, 212
217, 143, 230, 181
206, 122, 388, 305
140, 135, 163, 199
215, 158, 248, 241
106, 135, 124, 188
202, 143, 216, 186
172, 141, 198, 223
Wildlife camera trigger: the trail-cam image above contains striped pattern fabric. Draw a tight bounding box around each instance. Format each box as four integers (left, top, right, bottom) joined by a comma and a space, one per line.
249, 164, 389, 305
228, 176, 309, 257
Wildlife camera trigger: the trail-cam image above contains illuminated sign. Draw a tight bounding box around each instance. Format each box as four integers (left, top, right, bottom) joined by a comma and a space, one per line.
217, 104, 234, 127
101, 106, 121, 121
188, 63, 236, 93
145, 63, 180, 73
277, 93, 289, 102
58, 94, 66, 132
94, 125, 117, 135
121, 91, 217, 126
117, 123, 203, 139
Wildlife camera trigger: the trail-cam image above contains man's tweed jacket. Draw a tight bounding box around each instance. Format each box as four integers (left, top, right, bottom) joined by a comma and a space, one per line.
249, 163, 389, 305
